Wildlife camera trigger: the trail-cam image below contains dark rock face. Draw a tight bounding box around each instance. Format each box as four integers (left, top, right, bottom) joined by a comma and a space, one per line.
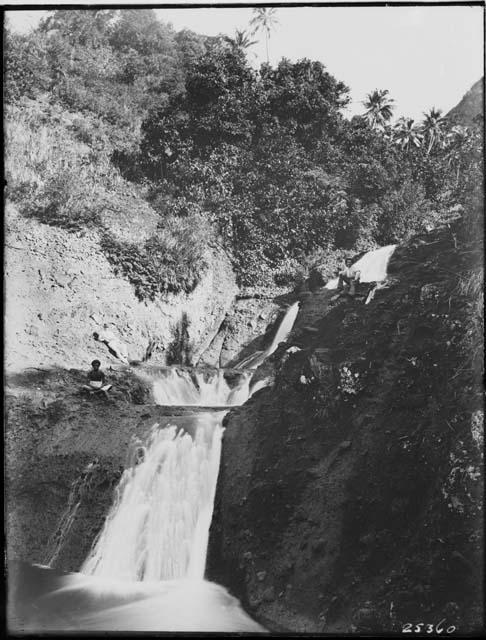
207, 229, 483, 634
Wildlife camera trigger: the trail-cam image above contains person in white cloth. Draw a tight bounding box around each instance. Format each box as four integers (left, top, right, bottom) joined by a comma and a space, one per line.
82, 360, 112, 397
337, 257, 361, 297
91, 316, 129, 364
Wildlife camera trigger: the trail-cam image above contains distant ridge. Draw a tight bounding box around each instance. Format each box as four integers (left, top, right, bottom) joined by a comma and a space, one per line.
447, 78, 484, 125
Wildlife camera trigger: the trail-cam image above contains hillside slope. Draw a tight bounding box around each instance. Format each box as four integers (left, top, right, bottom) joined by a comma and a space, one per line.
5, 203, 237, 372
207, 224, 483, 634
447, 78, 484, 125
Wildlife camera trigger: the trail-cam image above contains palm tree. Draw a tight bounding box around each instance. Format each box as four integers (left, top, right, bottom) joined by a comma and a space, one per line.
444, 124, 470, 184
362, 89, 395, 130
224, 29, 257, 53
249, 8, 279, 63
421, 108, 448, 155
393, 117, 423, 151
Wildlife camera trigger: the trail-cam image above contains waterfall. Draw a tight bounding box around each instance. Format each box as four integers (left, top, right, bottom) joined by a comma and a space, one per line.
325, 244, 397, 289
14, 245, 398, 631
63, 303, 303, 631
149, 368, 251, 406
235, 301, 300, 370
82, 415, 223, 581
265, 301, 300, 356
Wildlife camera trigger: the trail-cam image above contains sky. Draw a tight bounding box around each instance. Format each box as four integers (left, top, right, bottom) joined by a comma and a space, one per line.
5, 2, 484, 122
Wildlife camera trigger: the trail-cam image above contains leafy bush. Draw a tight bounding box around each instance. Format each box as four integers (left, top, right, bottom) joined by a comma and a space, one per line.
4, 31, 51, 103
378, 180, 436, 243
100, 214, 210, 300
273, 258, 307, 287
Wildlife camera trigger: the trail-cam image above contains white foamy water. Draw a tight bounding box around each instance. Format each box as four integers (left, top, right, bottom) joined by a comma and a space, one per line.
12, 567, 265, 633
325, 244, 397, 289
235, 301, 300, 370
82, 415, 223, 582
150, 368, 252, 406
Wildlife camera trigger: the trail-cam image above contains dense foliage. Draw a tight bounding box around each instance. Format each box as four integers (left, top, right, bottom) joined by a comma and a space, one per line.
5, 9, 483, 293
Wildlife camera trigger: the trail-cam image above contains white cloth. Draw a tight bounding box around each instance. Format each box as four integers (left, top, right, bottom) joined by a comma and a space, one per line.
98, 327, 129, 362
341, 265, 360, 279
98, 328, 117, 343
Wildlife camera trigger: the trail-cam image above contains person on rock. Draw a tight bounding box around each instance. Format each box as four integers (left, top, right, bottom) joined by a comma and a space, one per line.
82, 360, 112, 397
337, 258, 361, 297
92, 322, 129, 365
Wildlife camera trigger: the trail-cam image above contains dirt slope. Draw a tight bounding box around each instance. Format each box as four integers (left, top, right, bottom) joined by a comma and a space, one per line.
5, 203, 237, 372
207, 225, 483, 634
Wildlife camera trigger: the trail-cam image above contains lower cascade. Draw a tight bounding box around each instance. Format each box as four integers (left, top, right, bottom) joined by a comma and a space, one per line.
18, 301, 303, 633
82, 415, 223, 582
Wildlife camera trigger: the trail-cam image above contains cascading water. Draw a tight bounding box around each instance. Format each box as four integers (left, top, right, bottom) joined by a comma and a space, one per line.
12, 248, 398, 632
82, 415, 223, 582
149, 368, 252, 406
235, 301, 301, 370
325, 244, 396, 289
18, 302, 302, 633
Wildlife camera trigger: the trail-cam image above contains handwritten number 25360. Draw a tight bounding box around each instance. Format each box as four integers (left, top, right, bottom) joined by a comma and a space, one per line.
402, 620, 456, 634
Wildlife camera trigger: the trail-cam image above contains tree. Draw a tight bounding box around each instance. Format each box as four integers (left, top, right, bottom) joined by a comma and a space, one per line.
393, 117, 423, 151
421, 108, 447, 155
40, 9, 116, 48
444, 124, 471, 186
175, 29, 207, 69
4, 30, 52, 102
249, 8, 279, 63
362, 89, 394, 130
258, 59, 350, 150
224, 29, 257, 53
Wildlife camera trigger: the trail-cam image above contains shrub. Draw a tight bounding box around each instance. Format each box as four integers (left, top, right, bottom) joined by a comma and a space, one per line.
378, 180, 435, 243
273, 258, 307, 288
165, 312, 193, 366
100, 214, 210, 300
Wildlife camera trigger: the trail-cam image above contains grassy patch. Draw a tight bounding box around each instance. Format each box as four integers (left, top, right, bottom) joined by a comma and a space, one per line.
5, 99, 123, 231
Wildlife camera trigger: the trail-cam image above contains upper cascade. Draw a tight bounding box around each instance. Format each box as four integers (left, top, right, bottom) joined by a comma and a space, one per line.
325, 245, 397, 289
235, 301, 300, 370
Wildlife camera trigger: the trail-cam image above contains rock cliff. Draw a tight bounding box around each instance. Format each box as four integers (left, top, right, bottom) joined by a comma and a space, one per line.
207, 226, 483, 634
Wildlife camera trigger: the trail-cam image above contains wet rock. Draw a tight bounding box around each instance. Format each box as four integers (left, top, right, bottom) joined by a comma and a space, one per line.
302, 326, 319, 334
248, 594, 262, 608
312, 538, 327, 554
262, 586, 275, 602
420, 283, 440, 303
339, 440, 352, 451
443, 601, 460, 617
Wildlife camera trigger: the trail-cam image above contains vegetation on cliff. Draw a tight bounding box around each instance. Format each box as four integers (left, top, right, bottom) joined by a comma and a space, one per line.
5, 9, 481, 295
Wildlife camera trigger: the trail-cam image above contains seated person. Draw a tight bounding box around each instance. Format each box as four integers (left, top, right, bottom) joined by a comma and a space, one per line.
338, 258, 361, 297
82, 360, 112, 396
